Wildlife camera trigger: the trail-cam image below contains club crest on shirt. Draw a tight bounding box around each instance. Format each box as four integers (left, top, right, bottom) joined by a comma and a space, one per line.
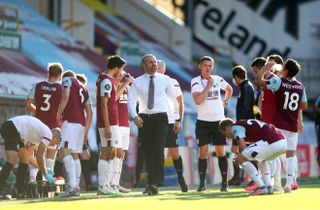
105, 84, 111, 91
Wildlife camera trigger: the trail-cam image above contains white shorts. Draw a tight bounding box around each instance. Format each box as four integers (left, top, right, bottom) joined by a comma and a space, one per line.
116, 126, 130, 150
61, 121, 85, 153
277, 128, 298, 151
242, 139, 287, 162
99, 125, 119, 148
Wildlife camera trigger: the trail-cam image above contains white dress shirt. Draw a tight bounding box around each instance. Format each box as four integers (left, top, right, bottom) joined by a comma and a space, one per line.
167, 78, 182, 124
128, 72, 179, 119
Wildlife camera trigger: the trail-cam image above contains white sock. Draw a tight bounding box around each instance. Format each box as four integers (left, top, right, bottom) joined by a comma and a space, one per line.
280, 154, 287, 174
273, 158, 282, 188
117, 158, 124, 186
29, 165, 38, 183
98, 159, 108, 190
46, 158, 55, 171
241, 161, 265, 187
63, 155, 77, 189
259, 161, 272, 187
74, 159, 81, 188
293, 156, 298, 183
269, 160, 276, 177
105, 159, 114, 187
111, 157, 121, 186
286, 157, 295, 187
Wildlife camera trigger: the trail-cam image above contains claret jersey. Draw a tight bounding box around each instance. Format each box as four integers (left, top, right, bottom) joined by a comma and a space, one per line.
232, 119, 285, 144
28, 81, 62, 129
266, 76, 307, 132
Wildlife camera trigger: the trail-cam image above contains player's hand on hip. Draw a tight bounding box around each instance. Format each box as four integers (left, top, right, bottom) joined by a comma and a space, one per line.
134, 116, 143, 128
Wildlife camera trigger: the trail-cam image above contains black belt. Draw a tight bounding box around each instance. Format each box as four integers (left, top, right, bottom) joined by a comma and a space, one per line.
139, 112, 166, 118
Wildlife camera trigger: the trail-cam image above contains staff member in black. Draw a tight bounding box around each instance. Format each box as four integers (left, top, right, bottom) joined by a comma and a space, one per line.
128, 54, 179, 195
229, 65, 256, 186
232, 65, 256, 121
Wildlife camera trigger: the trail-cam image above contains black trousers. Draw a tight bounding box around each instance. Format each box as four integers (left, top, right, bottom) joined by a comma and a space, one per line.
139, 113, 168, 186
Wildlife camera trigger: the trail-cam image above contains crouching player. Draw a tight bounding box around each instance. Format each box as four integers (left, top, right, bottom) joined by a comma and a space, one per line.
218, 118, 286, 195
0, 115, 59, 198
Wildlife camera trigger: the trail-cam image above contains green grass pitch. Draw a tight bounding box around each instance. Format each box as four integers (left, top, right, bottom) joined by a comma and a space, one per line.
0, 178, 319, 210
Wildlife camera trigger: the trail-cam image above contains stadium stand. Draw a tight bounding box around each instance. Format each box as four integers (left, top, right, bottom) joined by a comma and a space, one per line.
0, 0, 105, 96
0, 0, 197, 95
92, 7, 197, 91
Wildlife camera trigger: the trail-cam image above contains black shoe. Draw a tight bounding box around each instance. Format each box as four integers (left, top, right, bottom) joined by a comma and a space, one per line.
150, 185, 159, 195
142, 185, 151, 195
143, 185, 158, 195
197, 184, 207, 192
228, 177, 241, 186
220, 183, 229, 192
178, 178, 188, 192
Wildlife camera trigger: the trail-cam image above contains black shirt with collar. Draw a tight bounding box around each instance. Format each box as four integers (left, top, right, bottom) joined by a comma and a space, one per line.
236, 80, 255, 120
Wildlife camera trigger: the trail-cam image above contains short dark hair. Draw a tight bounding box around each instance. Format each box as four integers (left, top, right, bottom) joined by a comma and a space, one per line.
107, 55, 126, 70
232, 65, 247, 79
200, 56, 214, 63
76, 74, 87, 85
284, 58, 301, 78
251, 57, 267, 68
48, 63, 63, 78
62, 70, 76, 78
218, 118, 235, 133
267, 54, 284, 65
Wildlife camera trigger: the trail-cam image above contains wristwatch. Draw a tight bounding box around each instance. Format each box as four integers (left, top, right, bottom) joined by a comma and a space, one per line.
175, 118, 181, 122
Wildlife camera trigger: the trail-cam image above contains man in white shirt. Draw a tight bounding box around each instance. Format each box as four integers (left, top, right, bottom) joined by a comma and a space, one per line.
191, 56, 233, 192
128, 54, 179, 195
157, 60, 188, 192
0, 115, 59, 198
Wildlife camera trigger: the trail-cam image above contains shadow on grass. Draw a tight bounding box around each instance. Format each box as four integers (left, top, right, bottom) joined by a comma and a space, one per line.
16, 188, 250, 204
3, 178, 320, 204
19, 191, 146, 204
2, 188, 249, 204
158, 190, 249, 201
